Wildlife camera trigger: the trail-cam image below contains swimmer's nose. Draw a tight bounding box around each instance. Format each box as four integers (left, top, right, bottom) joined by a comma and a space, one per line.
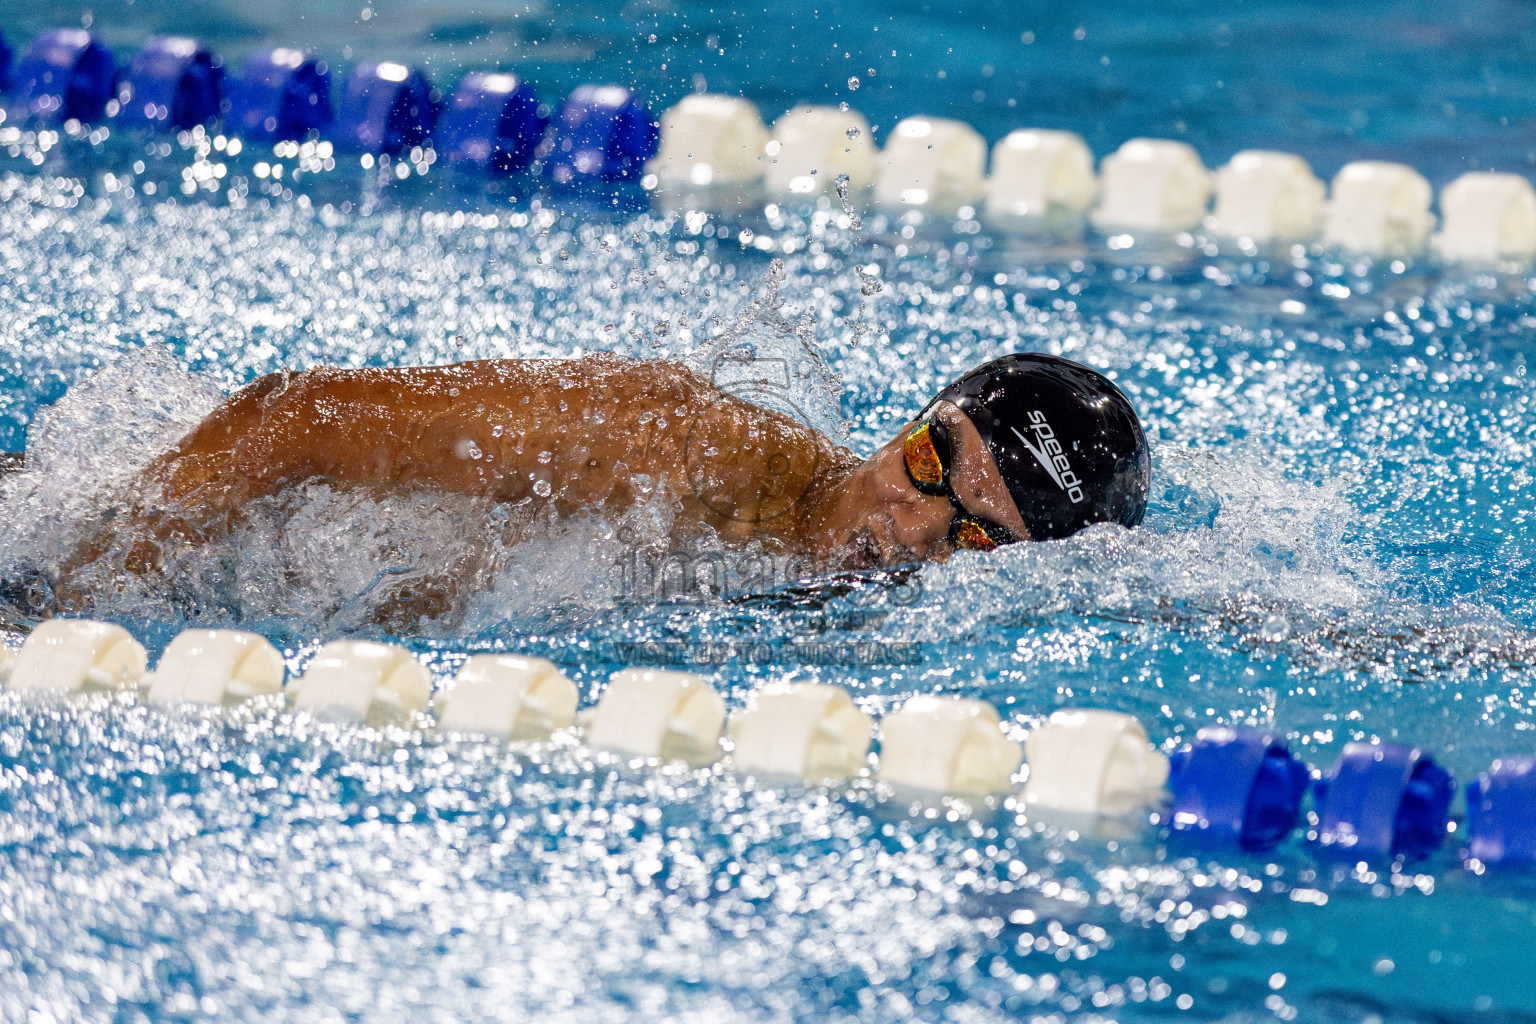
887, 492, 957, 556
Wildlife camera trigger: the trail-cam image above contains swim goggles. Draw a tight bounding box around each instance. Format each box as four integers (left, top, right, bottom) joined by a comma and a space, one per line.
902, 418, 1020, 551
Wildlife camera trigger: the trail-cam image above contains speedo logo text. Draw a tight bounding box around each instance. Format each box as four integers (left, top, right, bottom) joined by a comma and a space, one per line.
1012, 412, 1086, 503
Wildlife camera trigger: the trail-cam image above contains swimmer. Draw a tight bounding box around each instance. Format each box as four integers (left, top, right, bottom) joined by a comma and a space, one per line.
43, 351, 1148, 605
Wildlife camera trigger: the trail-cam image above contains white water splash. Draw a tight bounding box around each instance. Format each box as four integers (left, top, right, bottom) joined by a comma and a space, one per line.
685, 259, 850, 443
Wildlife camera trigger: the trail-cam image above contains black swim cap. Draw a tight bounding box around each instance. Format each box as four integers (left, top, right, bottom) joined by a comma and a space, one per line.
928, 353, 1150, 540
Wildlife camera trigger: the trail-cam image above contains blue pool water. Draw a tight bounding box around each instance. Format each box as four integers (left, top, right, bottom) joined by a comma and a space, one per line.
4, 1, 1536, 1021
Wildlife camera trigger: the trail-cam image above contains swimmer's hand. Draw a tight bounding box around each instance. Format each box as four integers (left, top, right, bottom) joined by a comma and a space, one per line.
0, 569, 60, 625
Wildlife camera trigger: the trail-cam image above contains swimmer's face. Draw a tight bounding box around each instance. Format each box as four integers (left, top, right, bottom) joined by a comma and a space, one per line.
828, 401, 1030, 568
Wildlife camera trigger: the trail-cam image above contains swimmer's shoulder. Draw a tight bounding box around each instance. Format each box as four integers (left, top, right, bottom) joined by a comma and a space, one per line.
248, 354, 710, 388
238, 355, 726, 411
464, 353, 722, 403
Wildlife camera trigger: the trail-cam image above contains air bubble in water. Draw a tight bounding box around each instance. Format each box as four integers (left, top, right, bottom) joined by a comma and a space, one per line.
847, 76, 861, 90
533, 479, 552, 497
845, 126, 861, 139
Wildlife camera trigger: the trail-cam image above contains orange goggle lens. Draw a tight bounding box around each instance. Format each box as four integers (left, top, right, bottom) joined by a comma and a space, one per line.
905, 416, 1017, 552
951, 518, 1001, 552
903, 421, 947, 492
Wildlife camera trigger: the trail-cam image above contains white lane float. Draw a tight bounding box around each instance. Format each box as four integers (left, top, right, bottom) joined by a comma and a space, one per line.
1322, 160, 1435, 256
1434, 172, 1536, 262
763, 105, 877, 195
583, 668, 725, 764
144, 629, 285, 706
1208, 149, 1325, 242
727, 682, 873, 781
436, 653, 579, 740
874, 116, 987, 212
984, 128, 1097, 220
4, 619, 147, 695
647, 94, 769, 188
1092, 138, 1212, 233
289, 640, 431, 726
1022, 708, 1169, 815
876, 695, 1023, 796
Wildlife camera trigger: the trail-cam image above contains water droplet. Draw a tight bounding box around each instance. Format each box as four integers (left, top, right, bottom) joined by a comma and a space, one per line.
845, 126, 861, 139
532, 478, 552, 497
537, 450, 553, 464
557, 248, 570, 261
834, 174, 863, 230
847, 76, 861, 90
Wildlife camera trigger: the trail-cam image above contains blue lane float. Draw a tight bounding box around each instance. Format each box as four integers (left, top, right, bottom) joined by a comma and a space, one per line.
1314, 741, 1454, 861
1464, 757, 1536, 868
15, 28, 115, 124
436, 71, 547, 174
335, 61, 435, 154
0, 29, 13, 94
1, 20, 1535, 265
115, 36, 223, 131
542, 84, 658, 185
1167, 727, 1311, 851
8, 609, 1536, 877
226, 48, 331, 142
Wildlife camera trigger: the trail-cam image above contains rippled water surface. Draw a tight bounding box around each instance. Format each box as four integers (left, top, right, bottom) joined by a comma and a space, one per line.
5, 0, 1536, 1021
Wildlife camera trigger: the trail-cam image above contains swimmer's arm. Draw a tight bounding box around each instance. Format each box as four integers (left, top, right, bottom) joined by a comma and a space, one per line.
61, 359, 606, 578
136, 371, 318, 525
59, 371, 321, 582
